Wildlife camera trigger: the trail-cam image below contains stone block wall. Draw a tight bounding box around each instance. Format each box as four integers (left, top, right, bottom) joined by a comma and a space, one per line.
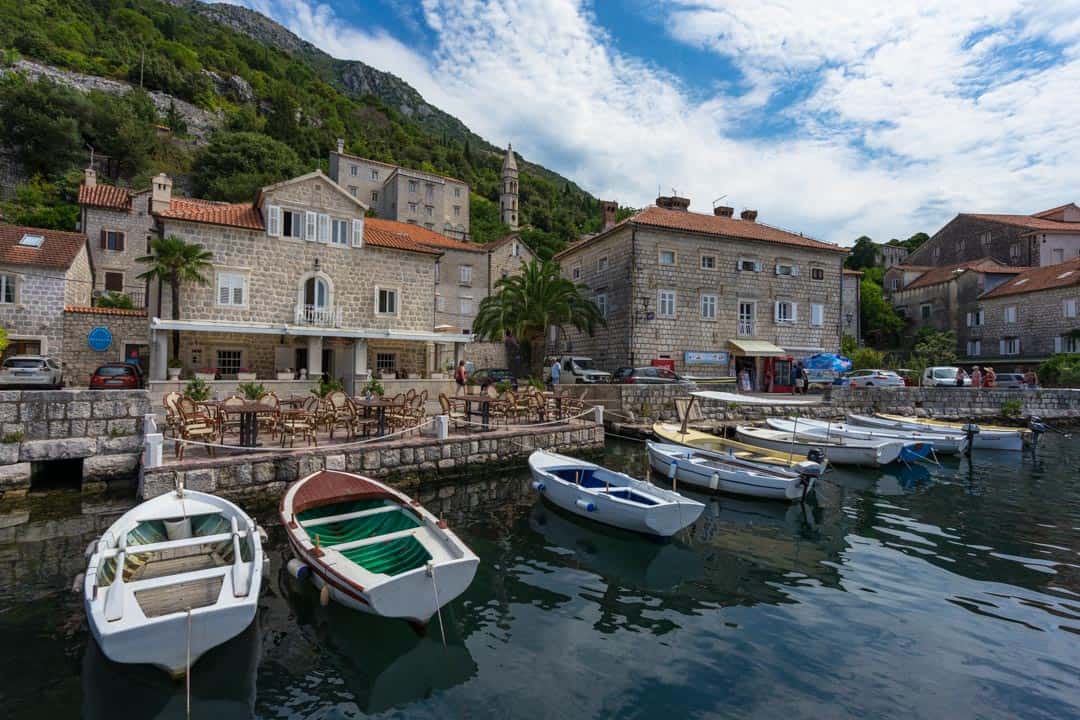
0, 389, 151, 496
0, 267, 67, 360
975, 286, 1080, 361
81, 195, 155, 303
63, 307, 149, 383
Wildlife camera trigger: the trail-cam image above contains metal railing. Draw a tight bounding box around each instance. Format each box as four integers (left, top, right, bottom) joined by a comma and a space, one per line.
737, 320, 754, 336
295, 304, 343, 327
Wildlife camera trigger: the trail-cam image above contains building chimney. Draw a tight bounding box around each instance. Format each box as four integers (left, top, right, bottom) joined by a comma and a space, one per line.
600, 200, 618, 231
740, 209, 758, 222
335, 138, 345, 154
656, 195, 691, 211
713, 205, 733, 217
83, 166, 96, 188
150, 173, 173, 214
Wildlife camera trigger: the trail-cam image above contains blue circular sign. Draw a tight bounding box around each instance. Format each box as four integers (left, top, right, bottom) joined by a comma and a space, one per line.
88, 326, 113, 352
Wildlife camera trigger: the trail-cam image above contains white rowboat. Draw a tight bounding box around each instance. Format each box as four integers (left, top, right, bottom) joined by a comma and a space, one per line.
764, 419, 934, 464
851, 413, 1025, 451
528, 450, 705, 537
83, 488, 263, 677
778, 417, 970, 455
736, 424, 924, 467
280, 470, 479, 624
646, 441, 822, 501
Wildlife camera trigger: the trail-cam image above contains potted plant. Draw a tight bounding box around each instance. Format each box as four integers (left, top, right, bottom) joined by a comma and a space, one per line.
276, 367, 295, 380
183, 377, 211, 402
495, 379, 512, 395
237, 367, 257, 381
195, 367, 217, 381
237, 381, 266, 401
362, 378, 384, 400
167, 357, 183, 380
311, 377, 345, 398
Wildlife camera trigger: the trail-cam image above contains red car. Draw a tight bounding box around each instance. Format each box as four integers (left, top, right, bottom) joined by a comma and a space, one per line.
89, 363, 144, 389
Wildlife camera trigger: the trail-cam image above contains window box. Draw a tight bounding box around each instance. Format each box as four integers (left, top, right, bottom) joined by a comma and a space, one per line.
237, 371, 257, 381
195, 371, 217, 381
276, 371, 296, 380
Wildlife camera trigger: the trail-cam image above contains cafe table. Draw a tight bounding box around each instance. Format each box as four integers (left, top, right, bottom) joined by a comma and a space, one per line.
351, 397, 401, 437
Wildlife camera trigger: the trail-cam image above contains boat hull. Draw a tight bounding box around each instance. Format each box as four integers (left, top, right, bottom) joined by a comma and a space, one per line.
736, 426, 901, 466
768, 418, 968, 455
646, 442, 812, 501
858, 414, 1024, 451
651, 422, 800, 467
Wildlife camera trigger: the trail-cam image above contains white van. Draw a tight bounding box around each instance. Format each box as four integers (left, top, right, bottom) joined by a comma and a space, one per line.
544, 356, 611, 384
923, 366, 970, 387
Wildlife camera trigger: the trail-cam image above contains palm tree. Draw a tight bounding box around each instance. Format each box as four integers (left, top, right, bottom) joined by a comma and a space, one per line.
137, 235, 214, 361
473, 260, 605, 377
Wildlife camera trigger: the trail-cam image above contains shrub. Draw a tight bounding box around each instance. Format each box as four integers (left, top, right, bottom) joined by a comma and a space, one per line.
495, 380, 512, 394
362, 378, 384, 397
183, 377, 211, 402
167, 357, 183, 369
311, 377, 344, 398
237, 382, 266, 401
1, 430, 24, 444
1037, 353, 1080, 388
850, 346, 886, 370
96, 291, 134, 309
1000, 399, 1022, 419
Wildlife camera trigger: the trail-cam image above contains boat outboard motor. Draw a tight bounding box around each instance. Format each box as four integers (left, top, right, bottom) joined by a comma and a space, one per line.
805, 448, 826, 465
794, 449, 826, 504
1029, 416, 1048, 449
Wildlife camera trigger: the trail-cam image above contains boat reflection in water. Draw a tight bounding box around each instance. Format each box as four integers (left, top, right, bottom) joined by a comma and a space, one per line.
277, 568, 478, 714
876, 463, 934, 496
82, 620, 260, 720
528, 502, 703, 590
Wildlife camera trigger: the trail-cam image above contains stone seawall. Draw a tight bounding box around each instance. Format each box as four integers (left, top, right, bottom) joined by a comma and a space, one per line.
139, 421, 605, 500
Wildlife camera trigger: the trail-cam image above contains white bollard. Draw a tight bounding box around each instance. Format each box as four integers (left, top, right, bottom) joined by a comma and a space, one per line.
143, 413, 158, 434
593, 405, 604, 425
144, 432, 164, 468
435, 414, 449, 440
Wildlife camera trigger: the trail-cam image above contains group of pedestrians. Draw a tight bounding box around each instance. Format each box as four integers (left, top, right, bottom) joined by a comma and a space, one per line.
954, 366, 1039, 388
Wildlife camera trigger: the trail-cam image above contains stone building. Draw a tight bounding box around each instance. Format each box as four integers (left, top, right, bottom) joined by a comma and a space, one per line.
500, 144, 520, 231
877, 243, 909, 268
144, 170, 472, 391
841, 268, 862, 341
0, 223, 92, 362
62, 306, 150, 381
966, 256, 1080, 363
486, 233, 534, 287
328, 140, 471, 240
553, 197, 847, 385
905, 202, 1080, 269
77, 167, 155, 307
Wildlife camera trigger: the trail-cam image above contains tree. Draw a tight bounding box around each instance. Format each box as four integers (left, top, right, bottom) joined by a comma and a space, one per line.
1038, 351, 1080, 387
850, 346, 886, 370
472, 260, 605, 376
0, 326, 7, 356
889, 232, 929, 253
191, 131, 303, 202
137, 235, 214, 361
912, 328, 957, 365
846, 235, 879, 270
860, 277, 904, 348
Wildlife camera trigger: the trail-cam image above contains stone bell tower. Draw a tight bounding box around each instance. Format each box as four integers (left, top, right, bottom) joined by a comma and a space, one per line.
500, 143, 519, 230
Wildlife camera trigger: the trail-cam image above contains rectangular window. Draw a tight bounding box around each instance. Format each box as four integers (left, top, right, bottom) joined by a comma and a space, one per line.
737, 258, 761, 272
981, 231, 992, 246
216, 272, 247, 307
317, 213, 331, 244
1010, 243, 1020, 259
436, 295, 446, 312
454, 187, 461, 198
572, 265, 581, 281
774, 301, 796, 323
424, 222, 434, 230
1058, 335, 1080, 353
370, 168, 379, 181
811, 267, 825, 281
376, 353, 396, 372
701, 255, 716, 270
738, 301, 754, 336
659, 250, 676, 266
0, 274, 15, 304
932, 246, 941, 261
425, 184, 435, 201
967, 340, 981, 356
658, 289, 676, 318
216, 350, 242, 377
595, 293, 608, 319
376, 288, 397, 315
408, 202, 418, 214
1004, 305, 1017, 323
104, 272, 124, 292
920, 304, 931, 320
889, 277, 899, 290
453, 205, 461, 217
408, 179, 419, 193
331, 218, 350, 245
1065, 299, 1077, 318
459, 265, 472, 285
1052, 248, 1065, 264
811, 303, 824, 326
101, 230, 125, 251
966, 310, 984, 327
459, 297, 473, 315
267, 205, 282, 236
775, 263, 798, 276
350, 165, 358, 177
700, 294, 717, 320
598, 256, 609, 272
282, 210, 302, 239
348, 186, 358, 198
512, 242, 520, 257
352, 218, 364, 248
1001, 337, 1020, 356
305, 211, 318, 242
425, 205, 434, 217
371, 190, 379, 203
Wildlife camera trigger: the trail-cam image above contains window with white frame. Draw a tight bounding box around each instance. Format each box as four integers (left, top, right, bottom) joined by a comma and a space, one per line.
453, 205, 461, 217
920, 303, 931, 320
700, 293, 717, 320
436, 295, 446, 312
701, 254, 716, 270
348, 186, 358, 198
371, 190, 379, 203
408, 179, 418, 193
304, 211, 318, 242
0, 273, 15, 304
1000, 337, 1020, 356
658, 250, 676, 266
330, 218, 349, 245
958, 237, 966, 251
216, 272, 247, 307
1010, 243, 1020, 259
811, 303, 824, 326
370, 168, 379, 181
775, 263, 798, 276
1004, 305, 1017, 323
811, 267, 825, 281
889, 277, 899, 290
967, 339, 981, 356
1057, 335, 1080, 353
425, 205, 434, 218
572, 265, 581, 281
350, 165, 358, 177
512, 241, 520, 257
980, 231, 992, 246
459, 265, 472, 285
454, 187, 462, 198
459, 296, 473, 315
282, 209, 303, 238
737, 258, 762, 272
738, 301, 755, 335
595, 293, 608, 319
774, 300, 796, 323
932, 246, 941, 261
376, 353, 396, 372
597, 256, 608, 272
658, 289, 676, 317
317, 213, 331, 243
426, 183, 435, 201
216, 349, 243, 377
376, 288, 397, 315
1064, 299, 1077, 318
966, 309, 984, 327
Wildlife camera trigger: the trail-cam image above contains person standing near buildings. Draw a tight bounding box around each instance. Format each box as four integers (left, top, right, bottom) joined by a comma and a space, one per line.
738, 367, 751, 393
955, 367, 967, 387
1024, 367, 1039, 389
454, 360, 468, 395
549, 357, 561, 390
983, 366, 996, 388
970, 366, 982, 389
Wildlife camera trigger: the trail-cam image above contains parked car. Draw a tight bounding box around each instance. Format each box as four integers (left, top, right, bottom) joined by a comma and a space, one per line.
543, 356, 612, 384
469, 368, 516, 388
922, 366, 970, 387
993, 372, 1025, 389
612, 366, 697, 388
845, 369, 905, 388
89, 362, 144, 389
894, 368, 918, 387
0, 356, 64, 388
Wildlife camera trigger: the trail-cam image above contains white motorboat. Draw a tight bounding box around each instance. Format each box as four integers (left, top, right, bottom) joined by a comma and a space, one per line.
82, 486, 264, 677
280, 470, 479, 625
528, 450, 705, 537
646, 441, 824, 501
850, 413, 1025, 451
736, 423, 927, 467
779, 417, 970, 455
764, 419, 933, 464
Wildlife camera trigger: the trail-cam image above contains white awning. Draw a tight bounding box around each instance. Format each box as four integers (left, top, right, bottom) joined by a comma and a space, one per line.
727, 339, 787, 357
150, 317, 473, 344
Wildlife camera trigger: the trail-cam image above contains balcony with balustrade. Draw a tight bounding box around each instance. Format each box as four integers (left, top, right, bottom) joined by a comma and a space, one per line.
737, 319, 755, 337
294, 304, 343, 328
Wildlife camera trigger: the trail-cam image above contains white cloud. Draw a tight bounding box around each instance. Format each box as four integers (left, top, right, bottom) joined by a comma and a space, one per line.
225, 0, 1080, 245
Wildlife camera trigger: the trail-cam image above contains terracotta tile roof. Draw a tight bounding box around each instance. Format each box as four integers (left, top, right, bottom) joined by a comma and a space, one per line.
363, 218, 443, 255
842, 268, 864, 275
902, 258, 1020, 291
961, 213, 1080, 233
891, 264, 936, 272
405, 225, 486, 253
0, 223, 86, 269
485, 232, 531, 253
980, 257, 1080, 299
556, 206, 843, 259
1032, 203, 1080, 219
64, 306, 147, 317
156, 197, 265, 230
78, 184, 133, 210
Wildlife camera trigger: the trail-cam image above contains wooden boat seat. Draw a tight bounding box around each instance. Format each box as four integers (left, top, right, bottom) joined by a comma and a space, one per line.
303, 506, 420, 547
136, 576, 225, 618
297, 504, 398, 528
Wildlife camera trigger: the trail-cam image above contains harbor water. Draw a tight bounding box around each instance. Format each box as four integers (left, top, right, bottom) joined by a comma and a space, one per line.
1, 436, 1078, 719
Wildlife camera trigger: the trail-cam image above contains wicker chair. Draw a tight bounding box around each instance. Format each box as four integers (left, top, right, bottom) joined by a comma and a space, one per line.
257, 392, 281, 435
162, 391, 182, 435
218, 395, 246, 442
323, 391, 354, 439
280, 410, 318, 448
503, 390, 530, 424
438, 393, 468, 431
175, 403, 217, 459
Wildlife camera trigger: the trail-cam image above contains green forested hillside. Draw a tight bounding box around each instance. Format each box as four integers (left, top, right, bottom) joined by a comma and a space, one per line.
0, 0, 605, 258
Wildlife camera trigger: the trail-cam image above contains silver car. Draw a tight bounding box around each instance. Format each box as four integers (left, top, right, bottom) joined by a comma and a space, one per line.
0, 356, 64, 388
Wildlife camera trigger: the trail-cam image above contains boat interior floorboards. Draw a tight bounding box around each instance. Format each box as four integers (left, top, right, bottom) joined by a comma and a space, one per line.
135, 576, 225, 618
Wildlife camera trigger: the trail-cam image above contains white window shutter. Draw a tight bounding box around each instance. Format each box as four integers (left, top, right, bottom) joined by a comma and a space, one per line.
737, 258, 744, 271
266, 205, 282, 236
317, 213, 330, 243
1016, 339, 1021, 355
774, 264, 782, 275
966, 312, 972, 327
233, 275, 246, 306
1055, 336, 1062, 353
352, 218, 364, 247
791, 302, 798, 322
753, 261, 762, 272
792, 265, 800, 277
999, 339, 1006, 355
305, 211, 317, 242
218, 279, 229, 305
774, 302, 781, 322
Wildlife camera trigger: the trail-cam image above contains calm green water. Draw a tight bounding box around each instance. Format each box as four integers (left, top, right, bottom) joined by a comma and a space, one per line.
1, 436, 1079, 719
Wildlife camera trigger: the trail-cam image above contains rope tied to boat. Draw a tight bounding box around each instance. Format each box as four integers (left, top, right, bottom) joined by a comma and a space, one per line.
427, 561, 447, 648
185, 606, 192, 720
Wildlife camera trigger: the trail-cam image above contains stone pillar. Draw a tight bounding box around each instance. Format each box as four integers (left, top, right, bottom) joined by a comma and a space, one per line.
454, 341, 465, 365
425, 341, 436, 375
307, 336, 323, 378
150, 330, 168, 381
353, 338, 368, 377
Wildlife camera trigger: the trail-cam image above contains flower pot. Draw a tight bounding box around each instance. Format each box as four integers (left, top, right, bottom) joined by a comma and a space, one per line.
195, 372, 216, 381
237, 372, 257, 381
167, 367, 181, 380
276, 371, 295, 380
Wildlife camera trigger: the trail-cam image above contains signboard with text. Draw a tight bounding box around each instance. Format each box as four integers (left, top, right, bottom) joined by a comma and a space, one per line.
684, 351, 730, 366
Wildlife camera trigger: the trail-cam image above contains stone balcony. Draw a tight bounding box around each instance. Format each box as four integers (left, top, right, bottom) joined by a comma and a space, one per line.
294, 304, 343, 328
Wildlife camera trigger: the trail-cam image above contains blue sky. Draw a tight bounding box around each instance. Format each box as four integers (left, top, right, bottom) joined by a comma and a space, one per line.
232, 0, 1080, 245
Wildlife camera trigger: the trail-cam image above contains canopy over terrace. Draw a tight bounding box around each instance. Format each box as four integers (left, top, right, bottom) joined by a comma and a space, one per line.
149, 317, 472, 391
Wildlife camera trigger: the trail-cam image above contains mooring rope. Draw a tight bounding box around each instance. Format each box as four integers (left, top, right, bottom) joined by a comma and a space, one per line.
168, 417, 437, 452
185, 606, 192, 720
428, 563, 447, 648
455, 406, 599, 429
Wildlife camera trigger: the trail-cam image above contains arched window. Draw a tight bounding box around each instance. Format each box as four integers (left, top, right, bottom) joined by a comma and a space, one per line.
304, 276, 329, 308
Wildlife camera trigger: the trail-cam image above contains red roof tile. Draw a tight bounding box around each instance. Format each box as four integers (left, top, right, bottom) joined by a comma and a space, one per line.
78, 184, 133, 210
842, 268, 864, 275
1032, 203, 1080, 219
406, 225, 486, 253
980, 257, 1080, 299
64, 306, 148, 317
0, 223, 86, 269
363, 218, 443, 255
962, 213, 1080, 233
156, 197, 265, 230
902, 258, 1020, 291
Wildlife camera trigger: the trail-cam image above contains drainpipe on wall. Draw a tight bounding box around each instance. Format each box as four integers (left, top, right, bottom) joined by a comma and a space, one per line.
629, 226, 637, 368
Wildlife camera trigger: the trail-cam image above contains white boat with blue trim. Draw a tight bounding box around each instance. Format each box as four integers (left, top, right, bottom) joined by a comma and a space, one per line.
779, 417, 970, 455
849, 413, 1025, 451
528, 450, 705, 537
763, 418, 933, 464
646, 441, 824, 501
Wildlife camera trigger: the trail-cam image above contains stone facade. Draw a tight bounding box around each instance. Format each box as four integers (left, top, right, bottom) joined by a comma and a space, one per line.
79, 181, 154, 307
329, 147, 470, 239
487, 234, 535, 286
971, 285, 1080, 362
877, 243, 909, 268
0, 389, 150, 496
434, 245, 488, 333
841, 270, 861, 340
1, 244, 91, 361
905, 213, 1079, 269
62, 308, 150, 383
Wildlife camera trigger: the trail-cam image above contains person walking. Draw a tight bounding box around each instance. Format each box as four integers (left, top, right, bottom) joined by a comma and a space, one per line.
983, 366, 996, 388
738, 367, 751, 393
970, 366, 982, 389
955, 367, 967, 387
1024, 367, 1039, 389
549, 357, 561, 391
454, 360, 468, 395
